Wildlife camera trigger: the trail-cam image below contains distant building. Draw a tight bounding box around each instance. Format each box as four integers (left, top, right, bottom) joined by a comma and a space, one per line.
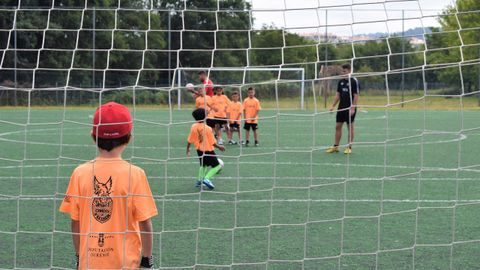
409, 37, 425, 46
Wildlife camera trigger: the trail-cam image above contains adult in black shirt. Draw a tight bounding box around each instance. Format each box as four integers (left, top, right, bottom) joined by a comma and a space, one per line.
326, 63, 359, 154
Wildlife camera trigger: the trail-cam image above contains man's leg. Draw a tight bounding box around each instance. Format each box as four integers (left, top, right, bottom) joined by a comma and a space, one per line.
335, 122, 343, 146
347, 123, 354, 147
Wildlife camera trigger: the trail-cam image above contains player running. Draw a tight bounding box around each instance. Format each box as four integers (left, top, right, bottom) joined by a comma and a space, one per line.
187, 108, 226, 190
326, 63, 359, 154
59, 102, 157, 269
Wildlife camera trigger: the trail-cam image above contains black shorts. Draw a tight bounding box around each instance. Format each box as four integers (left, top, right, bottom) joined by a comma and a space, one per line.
197, 150, 220, 167
213, 117, 228, 126
229, 123, 240, 130
336, 109, 356, 124
206, 118, 216, 128
244, 123, 258, 131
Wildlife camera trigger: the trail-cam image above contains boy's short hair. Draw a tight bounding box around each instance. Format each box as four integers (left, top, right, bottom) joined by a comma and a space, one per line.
192, 108, 206, 121
94, 134, 131, 152
214, 86, 223, 92
231, 91, 239, 96
198, 71, 206, 75
342, 63, 352, 70
247, 87, 254, 92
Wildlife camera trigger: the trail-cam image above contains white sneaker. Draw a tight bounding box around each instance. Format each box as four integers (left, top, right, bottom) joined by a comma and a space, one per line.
218, 139, 224, 145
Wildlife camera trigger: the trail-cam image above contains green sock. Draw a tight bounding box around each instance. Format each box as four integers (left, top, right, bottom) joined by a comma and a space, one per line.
204, 165, 222, 180
198, 166, 207, 180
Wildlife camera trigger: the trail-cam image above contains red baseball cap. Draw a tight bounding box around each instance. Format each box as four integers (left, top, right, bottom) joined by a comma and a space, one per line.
92, 102, 132, 139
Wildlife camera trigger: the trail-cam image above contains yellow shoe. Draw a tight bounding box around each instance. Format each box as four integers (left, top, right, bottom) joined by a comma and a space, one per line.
326, 146, 339, 153
344, 147, 352, 154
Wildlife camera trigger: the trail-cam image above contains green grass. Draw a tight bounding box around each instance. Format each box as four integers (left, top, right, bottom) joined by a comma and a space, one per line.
1, 106, 480, 269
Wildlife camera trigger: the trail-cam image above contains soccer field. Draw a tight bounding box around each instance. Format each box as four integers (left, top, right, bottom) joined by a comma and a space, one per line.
1, 107, 480, 269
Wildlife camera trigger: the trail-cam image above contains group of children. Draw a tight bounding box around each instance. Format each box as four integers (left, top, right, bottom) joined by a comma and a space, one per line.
192, 86, 261, 147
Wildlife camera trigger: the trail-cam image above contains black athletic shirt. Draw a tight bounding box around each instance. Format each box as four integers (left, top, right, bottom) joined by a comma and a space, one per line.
337, 77, 359, 109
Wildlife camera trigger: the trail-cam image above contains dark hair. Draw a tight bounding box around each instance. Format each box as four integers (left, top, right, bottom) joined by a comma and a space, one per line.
247, 87, 254, 91
93, 134, 131, 152
198, 71, 206, 75
214, 86, 223, 92
342, 63, 352, 70
231, 91, 239, 95
192, 108, 206, 121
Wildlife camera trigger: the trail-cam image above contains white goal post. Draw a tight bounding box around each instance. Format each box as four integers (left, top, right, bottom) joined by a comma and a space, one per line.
173, 67, 306, 110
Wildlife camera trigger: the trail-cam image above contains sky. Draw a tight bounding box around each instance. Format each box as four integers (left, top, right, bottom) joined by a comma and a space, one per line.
248, 0, 455, 35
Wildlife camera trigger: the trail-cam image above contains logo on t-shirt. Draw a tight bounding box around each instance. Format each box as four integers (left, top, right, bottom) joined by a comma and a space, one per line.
98, 233, 105, 247
92, 176, 113, 223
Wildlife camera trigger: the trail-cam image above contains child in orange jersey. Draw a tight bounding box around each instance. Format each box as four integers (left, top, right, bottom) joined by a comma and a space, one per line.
227, 91, 242, 145
59, 102, 157, 269
210, 86, 231, 145
243, 87, 261, 147
186, 108, 225, 190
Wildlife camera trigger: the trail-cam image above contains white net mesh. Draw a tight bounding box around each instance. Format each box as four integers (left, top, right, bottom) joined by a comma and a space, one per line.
1, 0, 480, 269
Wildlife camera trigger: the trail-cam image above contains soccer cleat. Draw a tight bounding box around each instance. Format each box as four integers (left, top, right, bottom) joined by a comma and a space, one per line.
202, 179, 215, 190
255, 142, 259, 147
228, 140, 234, 145
195, 180, 203, 188
344, 147, 352, 154
218, 139, 224, 145
326, 146, 339, 153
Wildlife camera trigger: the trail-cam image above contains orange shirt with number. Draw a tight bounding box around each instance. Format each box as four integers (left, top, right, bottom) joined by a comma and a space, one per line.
187, 122, 216, 152
243, 97, 261, 124
59, 158, 158, 269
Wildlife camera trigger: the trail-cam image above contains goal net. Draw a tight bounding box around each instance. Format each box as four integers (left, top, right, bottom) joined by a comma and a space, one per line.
1, 0, 480, 269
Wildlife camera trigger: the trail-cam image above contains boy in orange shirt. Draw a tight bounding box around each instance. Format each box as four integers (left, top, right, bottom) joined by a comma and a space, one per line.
59, 102, 158, 269
210, 86, 231, 145
187, 108, 225, 189
227, 91, 242, 145
243, 87, 261, 147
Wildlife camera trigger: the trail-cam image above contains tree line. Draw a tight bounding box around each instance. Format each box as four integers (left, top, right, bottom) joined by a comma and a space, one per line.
0, 0, 479, 105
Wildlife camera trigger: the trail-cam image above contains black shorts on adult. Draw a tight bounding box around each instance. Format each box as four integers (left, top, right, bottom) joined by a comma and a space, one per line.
229, 123, 240, 130
197, 150, 220, 167
214, 117, 228, 126
336, 109, 356, 123
244, 123, 258, 131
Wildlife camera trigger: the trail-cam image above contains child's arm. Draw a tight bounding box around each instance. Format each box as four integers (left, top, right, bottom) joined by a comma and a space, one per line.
186, 142, 191, 156
71, 220, 80, 267
139, 219, 154, 268
214, 143, 225, 152
139, 219, 153, 256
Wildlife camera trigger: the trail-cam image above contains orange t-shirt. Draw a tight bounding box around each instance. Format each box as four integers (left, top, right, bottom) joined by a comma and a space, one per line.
227, 101, 242, 124
59, 158, 158, 270
195, 95, 214, 118
188, 122, 216, 152
243, 97, 261, 124
210, 94, 231, 118
195, 95, 212, 110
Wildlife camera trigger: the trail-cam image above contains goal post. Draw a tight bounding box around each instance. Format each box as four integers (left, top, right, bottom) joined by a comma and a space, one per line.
173, 67, 306, 110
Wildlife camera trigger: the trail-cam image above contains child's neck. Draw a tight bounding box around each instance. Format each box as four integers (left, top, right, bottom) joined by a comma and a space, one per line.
97, 146, 126, 159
